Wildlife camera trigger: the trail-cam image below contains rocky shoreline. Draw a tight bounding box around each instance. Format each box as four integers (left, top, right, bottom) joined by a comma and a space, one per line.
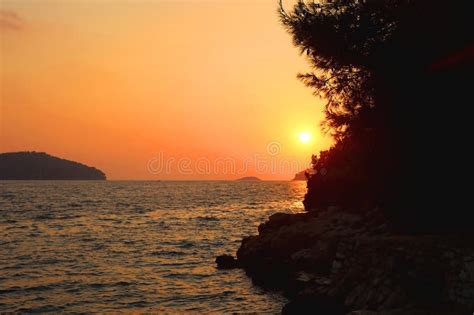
217, 208, 474, 314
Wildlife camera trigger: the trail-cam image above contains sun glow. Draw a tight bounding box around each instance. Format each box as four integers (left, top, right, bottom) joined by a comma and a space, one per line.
299, 132, 312, 144
1, 0, 333, 180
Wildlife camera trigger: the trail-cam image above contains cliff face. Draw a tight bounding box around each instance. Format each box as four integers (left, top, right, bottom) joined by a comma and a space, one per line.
0, 152, 106, 180
231, 209, 474, 314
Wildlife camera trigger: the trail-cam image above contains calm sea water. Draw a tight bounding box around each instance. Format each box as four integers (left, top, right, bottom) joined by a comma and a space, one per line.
0, 180, 306, 313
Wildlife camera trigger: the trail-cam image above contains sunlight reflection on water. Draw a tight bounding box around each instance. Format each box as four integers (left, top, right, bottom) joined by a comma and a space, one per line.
0, 180, 306, 313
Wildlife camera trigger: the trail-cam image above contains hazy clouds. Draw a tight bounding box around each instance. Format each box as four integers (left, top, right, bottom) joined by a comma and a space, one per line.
0, 10, 23, 30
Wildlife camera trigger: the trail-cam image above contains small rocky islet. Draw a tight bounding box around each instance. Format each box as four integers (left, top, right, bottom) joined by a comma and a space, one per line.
217, 207, 474, 314
236, 176, 262, 181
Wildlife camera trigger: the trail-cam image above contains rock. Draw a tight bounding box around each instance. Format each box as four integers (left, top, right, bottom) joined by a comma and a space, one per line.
234, 207, 474, 313
332, 260, 342, 271
257, 212, 292, 233
267, 212, 292, 228
464, 261, 474, 281
295, 271, 316, 282
215, 254, 240, 269
290, 240, 338, 273
292, 170, 308, 181
282, 296, 347, 315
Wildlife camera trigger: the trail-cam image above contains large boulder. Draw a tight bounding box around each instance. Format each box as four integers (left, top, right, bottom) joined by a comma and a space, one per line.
215, 254, 240, 269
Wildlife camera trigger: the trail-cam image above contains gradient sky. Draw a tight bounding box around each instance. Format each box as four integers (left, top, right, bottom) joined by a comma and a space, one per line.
1, 0, 332, 180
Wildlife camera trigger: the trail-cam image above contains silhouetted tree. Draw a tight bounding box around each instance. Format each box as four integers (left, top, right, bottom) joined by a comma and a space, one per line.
281, 0, 473, 232
279, 0, 398, 139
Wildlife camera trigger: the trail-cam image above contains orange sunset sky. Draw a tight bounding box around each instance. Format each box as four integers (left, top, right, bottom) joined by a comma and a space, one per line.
1, 0, 332, 180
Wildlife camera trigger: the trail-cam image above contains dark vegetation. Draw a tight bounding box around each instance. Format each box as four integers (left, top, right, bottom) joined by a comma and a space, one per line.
0, 152, 106, 180
280, 0, 473, 233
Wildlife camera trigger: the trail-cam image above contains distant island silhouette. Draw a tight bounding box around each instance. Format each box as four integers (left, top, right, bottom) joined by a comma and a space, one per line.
236, 176, 261, 181
0, 152, 106, 180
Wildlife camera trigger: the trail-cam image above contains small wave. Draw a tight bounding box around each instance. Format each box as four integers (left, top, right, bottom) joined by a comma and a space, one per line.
56, 214, 82, 220
133, 206, 148, 213
88, 281, 133, 290
34, 214, 52, 220
65, 287, 80, 293
0, 192, 15, 200
150, 250, 185, 257
16, 304, 64, 313
89, 283, 106, 289
67, 202, 82, 208
81, 237, 96, 242
37, 258, 61, 265
177, 241, 195, 249
161, 273, 191, 280
82, 199, 100, 205
24, 284, 54, 292
125, 300, 150, 308
0, 288, 17, 295
98, 217, 115, 221
2, 219, 17, 224
195, 216, 220, 222
3, 284, 57, 294
158, 261, 199, 267
114, 281, 132, 287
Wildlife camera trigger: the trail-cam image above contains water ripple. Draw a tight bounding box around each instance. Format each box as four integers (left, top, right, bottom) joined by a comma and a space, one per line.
0, 180, 306, 312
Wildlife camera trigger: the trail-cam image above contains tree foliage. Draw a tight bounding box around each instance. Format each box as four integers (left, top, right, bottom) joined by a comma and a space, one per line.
279, 0, 472, 140
279, 0, 402, 138
280, 0, 474, 232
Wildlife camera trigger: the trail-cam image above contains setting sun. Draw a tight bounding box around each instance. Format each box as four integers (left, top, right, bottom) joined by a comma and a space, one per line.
299, 132, 312, 144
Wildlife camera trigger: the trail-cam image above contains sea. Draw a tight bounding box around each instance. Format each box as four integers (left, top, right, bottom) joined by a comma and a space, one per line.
0, 180, 307, 313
